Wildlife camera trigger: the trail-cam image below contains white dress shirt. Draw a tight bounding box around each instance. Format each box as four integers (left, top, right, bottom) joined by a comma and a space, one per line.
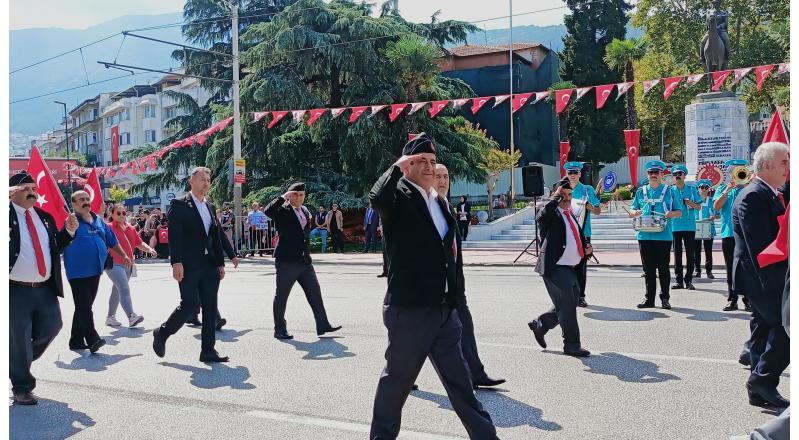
755, 176, 781, 197
10, 203, 52, 282
404, 178, 448, 239
556, 207, 582, 266
294, 206, 308, 229
191, 193, 212, 235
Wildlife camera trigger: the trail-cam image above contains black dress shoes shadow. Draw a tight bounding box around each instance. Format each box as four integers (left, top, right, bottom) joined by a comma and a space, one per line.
274, 330, 294, 340
723, 301, 739, 311
637, 301, 655, 309
215, 318, 227, 331
747, 383, 790, 408
661, 300, 672, 310
12, 391, 37, 405
527, 320, 547, 349
89, 339, 106, 354
564, 347, 591, 357
685, 283, 696, 290
199, 352, 229, 363
317, 325, 342, 336
152, 328, 166, 358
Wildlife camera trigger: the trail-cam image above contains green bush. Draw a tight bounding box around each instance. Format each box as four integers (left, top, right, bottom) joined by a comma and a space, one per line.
614, 186, 633, 200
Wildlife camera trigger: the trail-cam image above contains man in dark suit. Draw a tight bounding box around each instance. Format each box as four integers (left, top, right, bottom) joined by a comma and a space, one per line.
528, 178, 593, 357
9, 171, 78, 405
152, 167, 239, 363
369, 134, 497, 440
732, 141, 790, 408
362, 202, 380, 252
264, 182, 341, 340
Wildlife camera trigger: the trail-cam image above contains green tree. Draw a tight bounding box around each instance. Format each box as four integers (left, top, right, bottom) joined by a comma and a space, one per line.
478, 145, 521, 221
604, 38, 646, 129
108, 185, 130, 203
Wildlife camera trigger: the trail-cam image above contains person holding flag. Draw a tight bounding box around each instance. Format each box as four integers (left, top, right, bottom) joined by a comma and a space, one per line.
563, 161, 601, 307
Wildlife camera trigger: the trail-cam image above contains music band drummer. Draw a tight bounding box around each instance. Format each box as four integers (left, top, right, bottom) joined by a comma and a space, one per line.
563, 161, 601, 308
693, 179, 718, 280
628, 160, 683, 309
669, 164, 702, 291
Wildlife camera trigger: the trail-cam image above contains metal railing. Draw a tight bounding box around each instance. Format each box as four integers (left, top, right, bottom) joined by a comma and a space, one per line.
229, 216, 277, 256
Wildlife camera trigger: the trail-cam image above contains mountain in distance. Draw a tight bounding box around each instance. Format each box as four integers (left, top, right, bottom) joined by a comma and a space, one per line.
461, 23, 643, 52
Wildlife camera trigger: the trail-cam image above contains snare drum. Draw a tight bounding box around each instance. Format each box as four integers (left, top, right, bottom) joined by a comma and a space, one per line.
694, 220, 713, 240
633, 215, 667, 232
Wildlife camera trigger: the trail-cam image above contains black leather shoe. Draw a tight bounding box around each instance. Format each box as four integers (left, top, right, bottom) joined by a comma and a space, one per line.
200, 352, 230, 363
89, 339, 106, 354
12, 391, 37, 405
661, 300, 672, 310
473, 377, 506, 389
69, 342, 89, 350
577, 298, 588, 308
694, 271, 701, 279
706, 271, 715, 279
317, 325, 342, 336
564, 347, 591, 357
376, 273, 387, 278
637, 301, 656, 309
527, 320, 547, 349
186, 317, 202, 326
686, 283, 696, 290
215, 318, 227, 331
723, 301, 738, 311
738, 351, 751, 367
671, 283, 684, 290
747, 383, 790, 408
274, 330, 294, 340
411, 384, 419, 390
153, 328, 166, 358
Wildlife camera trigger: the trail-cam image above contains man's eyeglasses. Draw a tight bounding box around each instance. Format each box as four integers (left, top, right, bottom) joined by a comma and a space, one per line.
566, 170, 580, 175
647, 170, 661, 175
673, 172, 685, 177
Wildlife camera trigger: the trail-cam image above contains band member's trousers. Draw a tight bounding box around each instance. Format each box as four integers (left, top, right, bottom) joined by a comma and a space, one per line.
672, 231, 695, 284
692, 238, 713, 273
639, 240, 671, 302
159, 261, 221, 354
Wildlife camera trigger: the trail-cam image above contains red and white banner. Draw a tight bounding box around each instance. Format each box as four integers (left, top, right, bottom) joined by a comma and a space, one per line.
492, 95, 510, 107
388, 103, 407, 122
408, 102, 428, 115
370, 105, 387, 116
624, 130, 641, 187
595, 84, 614, 109
754, 65, 776, 90
470, 97, 491, 114
763, 111, 789, 145
511, 93, 533, 113
776, 63, 790, 75
555, 89, 574, 114
451, 98, 469, 108
731, 67, 753, 86
330, 108, 346, 119
662, 76, 683, 101
252, 111, 269, 123
559, 141, 570, 178
111, 125, 120, 163
615, 82, 634, 100
291, 110, 306, 123
685, 73, 705, 87
642, 79, 660, 95
27, 146, 69, 228
84, 168, 102, 214
348, 106, 368, 123
268, 111, 289, 129
428, 100, 449, 118
306, 108, 327, 126
711, 70, 732, 91
574, 87, 592, 102
531, 91, 550, 105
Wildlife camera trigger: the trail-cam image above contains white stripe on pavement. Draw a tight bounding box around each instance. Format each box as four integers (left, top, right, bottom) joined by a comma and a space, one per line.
246, 410, 465, 440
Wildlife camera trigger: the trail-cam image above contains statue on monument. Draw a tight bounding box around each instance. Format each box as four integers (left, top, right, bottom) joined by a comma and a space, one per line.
699, 0, 730, 74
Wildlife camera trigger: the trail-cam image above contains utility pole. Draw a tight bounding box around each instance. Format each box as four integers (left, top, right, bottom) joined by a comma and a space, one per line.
508, 0, 516, 206
220, 0, 243, 252
54, 101, 71, 190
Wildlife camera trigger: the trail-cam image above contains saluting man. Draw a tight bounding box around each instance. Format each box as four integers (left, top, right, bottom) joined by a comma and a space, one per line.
628, 160, 683, 309
9, 171, 78, 405
563, 161, 601, 307
669, 164, 702, 291
713, 159, 751, 312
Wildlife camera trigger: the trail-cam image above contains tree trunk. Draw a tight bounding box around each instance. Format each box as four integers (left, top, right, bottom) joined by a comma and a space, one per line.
625, 61, 637, 130
329, 65, 343, 173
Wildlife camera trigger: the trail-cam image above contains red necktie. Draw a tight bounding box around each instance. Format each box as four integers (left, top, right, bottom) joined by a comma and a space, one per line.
564, 210, 585, 258
25, 210, 47, 277
777, 193, 786, 208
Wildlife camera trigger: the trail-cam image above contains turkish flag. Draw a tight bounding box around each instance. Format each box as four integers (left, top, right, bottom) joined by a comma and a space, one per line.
663, 76, 683, 101
711, 70, 732, 91
559, 141, 570, 178
306, 108, 327, 127
428, 100, 449, 118
595, 84, 614, 109
754, 65, 776, 91
267, 111, 289, 129
388, 104, 408, 122
511, 92, 533, 113
84, 168, 103, 214
624, 130, 641, 187
758, 204, 789, 268
555, 89, 574, 114
111, 125, 120, 163
762, 111, 789, 145
27, 146, 69, 229
470, 97, 491, 114
348, 106, 368, 123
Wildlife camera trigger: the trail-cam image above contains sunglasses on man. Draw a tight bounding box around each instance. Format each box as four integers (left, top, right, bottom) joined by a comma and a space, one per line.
647, 170, 661, 175
566, 170, 580, 175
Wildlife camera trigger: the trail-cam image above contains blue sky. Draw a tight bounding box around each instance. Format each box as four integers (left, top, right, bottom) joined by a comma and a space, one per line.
10, 0, 568, 31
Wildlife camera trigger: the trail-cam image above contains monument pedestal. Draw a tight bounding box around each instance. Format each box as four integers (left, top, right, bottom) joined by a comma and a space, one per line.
684, 92, 750, 177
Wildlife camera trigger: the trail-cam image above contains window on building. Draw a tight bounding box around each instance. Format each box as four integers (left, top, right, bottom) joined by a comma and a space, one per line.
144, 105, 157, 118
164, 106, 177, 121
145, 130, 157, 142
92, 108, 99, 120
120, 132, 131, 145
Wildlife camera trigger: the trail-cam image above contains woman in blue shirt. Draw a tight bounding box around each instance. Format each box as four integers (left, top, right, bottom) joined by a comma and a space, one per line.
63, 190, 130, 353
693, 179, 718, 280
629, 160, 683, 309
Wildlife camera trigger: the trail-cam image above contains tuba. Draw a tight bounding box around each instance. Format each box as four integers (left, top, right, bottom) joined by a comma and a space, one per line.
730, 165, 752, 186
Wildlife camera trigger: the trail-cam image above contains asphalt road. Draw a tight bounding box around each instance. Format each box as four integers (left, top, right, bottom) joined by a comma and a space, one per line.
9, 261, 788, 439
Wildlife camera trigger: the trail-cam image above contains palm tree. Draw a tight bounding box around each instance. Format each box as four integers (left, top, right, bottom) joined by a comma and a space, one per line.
385, 35, 440, 131
603, 38, 646, 129
548, 80, 577, 142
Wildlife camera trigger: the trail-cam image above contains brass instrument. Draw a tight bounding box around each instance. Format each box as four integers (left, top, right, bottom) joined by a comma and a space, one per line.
730, 165, 752, 186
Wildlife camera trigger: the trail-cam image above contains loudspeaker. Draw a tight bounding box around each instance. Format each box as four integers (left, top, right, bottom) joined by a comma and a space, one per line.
521, 165, 544, 197
580, 163, 593, 186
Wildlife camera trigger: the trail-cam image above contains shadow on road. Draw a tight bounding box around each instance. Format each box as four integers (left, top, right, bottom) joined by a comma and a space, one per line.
159, 362, 256, 390
579, 352, 681, 383
278, 337, 355, 360
194, 329, 253, 343
583, 305, 669, 322
54, 353, 142, 372
9, 398, 95, 439
104, 327, 151, 347
669, 307, 750, 322
410, 389, 562, 431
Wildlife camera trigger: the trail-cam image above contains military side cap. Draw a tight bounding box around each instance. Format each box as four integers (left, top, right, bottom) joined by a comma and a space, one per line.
645, 160, 667, 171
671, 164, 688, 174
287, 182, 305, 192
10, 171, 34, 186
563, 161, 583, 171
724, 159, 749, 167
697, 179, 712, 187
402, 132, 436, 156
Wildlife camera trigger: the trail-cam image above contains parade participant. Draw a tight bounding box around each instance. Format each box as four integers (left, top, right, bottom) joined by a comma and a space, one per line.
152, 167, 239, 363
362, 202, 380, 252
732, 142, 790, 408
265, 182, 341, 340
105, 203, 157, 328
528, 177, 593, 357
714, 159, 750, 312
308, 205, 329, 252
669, 164, 702, 291
9, 172, 78, 405
435, 164, 505, 389
693, 180, 718, 279
63, 190, 130, 353
628, 160, 683, 309
369, 134, 497, 440
563, 161, 601, 307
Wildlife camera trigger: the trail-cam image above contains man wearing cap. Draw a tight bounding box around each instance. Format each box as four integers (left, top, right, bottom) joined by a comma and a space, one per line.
669, 164, 702, 291
528, 177, 594, 358
714, 159, 751, 312
563, 161, 601, 307
264, 182, 341, 340
369, 134, 497, 439
629, 160, 683, 309
9, 172, 79, 405
693, 179, 718, 280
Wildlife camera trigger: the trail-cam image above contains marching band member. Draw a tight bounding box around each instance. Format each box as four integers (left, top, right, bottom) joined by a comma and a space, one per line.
563, 161, 601, 307
669, 164, 702, 291
713, 159, 750, 312
628, 160, 683, 309
693, 179, 718, 280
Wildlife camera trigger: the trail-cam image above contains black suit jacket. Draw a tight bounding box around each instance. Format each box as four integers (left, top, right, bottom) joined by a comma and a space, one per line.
167, 194, 235, 270
9, 204, 74, 297
264, 196, 313, 264
534, 198, 588, 277
732, 178, 787, 324
363, 208, 380, 233
456, 202, 472, 221
370, 166, 460, 307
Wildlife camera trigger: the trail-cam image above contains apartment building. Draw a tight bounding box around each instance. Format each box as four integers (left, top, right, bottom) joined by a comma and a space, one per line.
67, 93, 115, 166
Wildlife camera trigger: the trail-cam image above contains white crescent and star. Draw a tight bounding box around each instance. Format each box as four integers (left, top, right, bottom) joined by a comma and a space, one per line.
628, 147, 638, 155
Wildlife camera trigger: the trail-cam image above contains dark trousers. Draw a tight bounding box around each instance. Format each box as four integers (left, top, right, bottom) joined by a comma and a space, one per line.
672, 231, 695, 284
381, 237, 388, 275
273, 260, 331, 333
364, 226, 378, 252
330, 228, 344, 253
454, 295, 488, 382
576, 237, 591, 298
159, 261, 221, 354
692, 238, 713, 273
371, 305, 496, 440
68, 276, 102, 347
639, 240, 671, 302
458, 220, 470, 240
9, 284, 62, 394
536, 265, 582, 350
249, 229, 264, 255
722, 237, 743, 302
188, 306, 222, 324
748, 310, 790, 389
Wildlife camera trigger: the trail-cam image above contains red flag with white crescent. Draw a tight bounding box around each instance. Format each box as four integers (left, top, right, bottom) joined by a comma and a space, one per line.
559, 141, 570, 177
428, 100, 449, 118
731, 67, 753, 86
758, 204, 789, 268
662, 76, 683, 101
492, 95, 510, 107
306, 108, 327, 127
268, 111, 289, 129
111, 125, 120, 163
511, 92, 533, 113
624, 130, 641, 187
762, 111, 789, 145
710, 70, 732, 91
408, 102, 428, 115
27, 147, 69, 228
754, 65, 775, 91
470, 97, 491, 114
555, 89, 574, 114
643, 79, 660, 95
574, 87, 592, 102
84, 168, 103, 214
685, 73, 705, 87
594, 85, 614, 109
348, 106, 368, 123
615, 82, 634, 100
388, 104, 408, 122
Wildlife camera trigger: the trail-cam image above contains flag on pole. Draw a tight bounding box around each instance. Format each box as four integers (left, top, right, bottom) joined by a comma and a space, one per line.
762, 111, 789, 145
27, 146, 69, 228
111, 125, 120, 163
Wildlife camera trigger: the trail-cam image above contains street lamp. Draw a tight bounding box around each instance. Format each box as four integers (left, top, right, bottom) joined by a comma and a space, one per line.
54, 101, 71, 188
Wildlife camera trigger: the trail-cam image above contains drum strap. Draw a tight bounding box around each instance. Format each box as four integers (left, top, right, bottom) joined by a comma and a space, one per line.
642, 184, 669, 214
